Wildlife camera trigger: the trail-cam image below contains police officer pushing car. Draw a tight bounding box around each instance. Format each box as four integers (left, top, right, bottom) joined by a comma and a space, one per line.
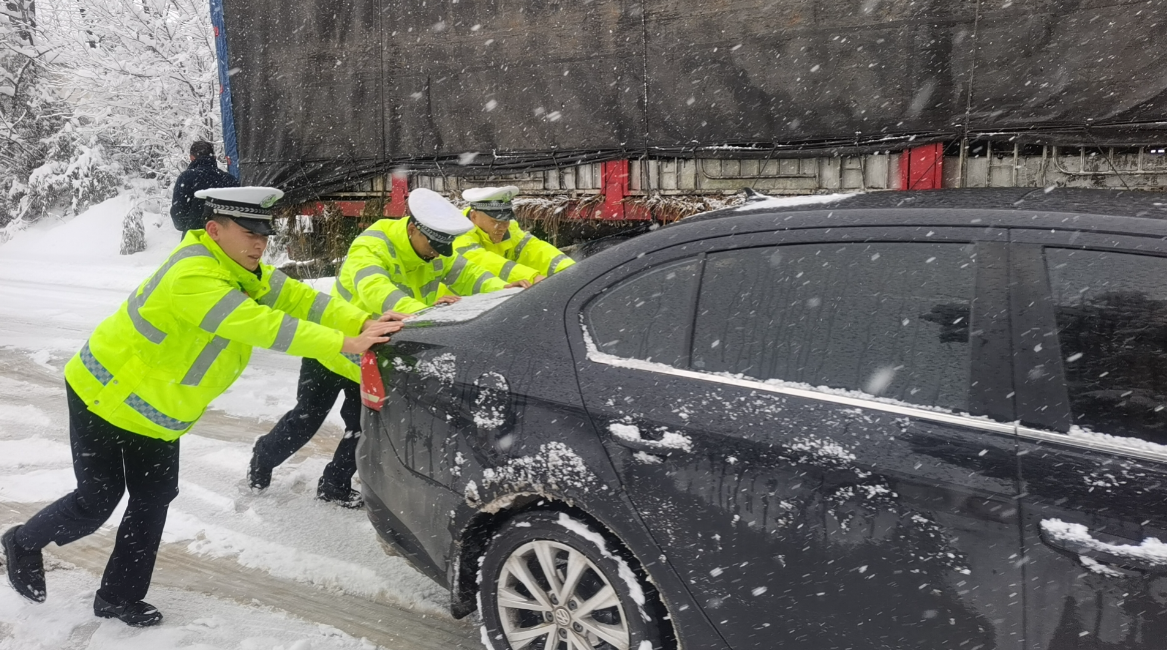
248, 188, 527, 504
2, 187, 400, 627
454, 185, 575, 283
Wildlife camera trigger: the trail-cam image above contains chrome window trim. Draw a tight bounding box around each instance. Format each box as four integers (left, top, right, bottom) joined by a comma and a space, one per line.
590, 355, 1167, 464
1016, 426, 1167, 465
587, 354, 1015, 435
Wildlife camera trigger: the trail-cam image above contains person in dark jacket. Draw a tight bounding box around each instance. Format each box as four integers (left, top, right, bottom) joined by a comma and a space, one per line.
170, 141, 239, 234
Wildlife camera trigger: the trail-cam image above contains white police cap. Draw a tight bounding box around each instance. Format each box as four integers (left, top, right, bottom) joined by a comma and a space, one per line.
407, 188, 474, 255
194, 186, 283, 235
463, 185, 520, 219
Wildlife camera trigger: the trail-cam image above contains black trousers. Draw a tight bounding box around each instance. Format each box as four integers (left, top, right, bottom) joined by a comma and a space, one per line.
252, 357, 362, 488
17, 382, 180, 604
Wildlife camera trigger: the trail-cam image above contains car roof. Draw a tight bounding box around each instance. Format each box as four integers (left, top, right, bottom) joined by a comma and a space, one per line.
568, 188, 1167, 279
689, 188, 1167, 221
663, 187, 1167, 239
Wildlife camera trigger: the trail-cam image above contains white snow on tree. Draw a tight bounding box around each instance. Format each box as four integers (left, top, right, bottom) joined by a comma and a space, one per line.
2, 0, 221, 240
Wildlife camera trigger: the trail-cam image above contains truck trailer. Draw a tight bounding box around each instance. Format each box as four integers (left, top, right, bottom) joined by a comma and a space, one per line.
211, 0, 1167, 234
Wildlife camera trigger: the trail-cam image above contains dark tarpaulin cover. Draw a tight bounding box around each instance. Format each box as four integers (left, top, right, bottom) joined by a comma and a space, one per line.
223, 0, 1167, 199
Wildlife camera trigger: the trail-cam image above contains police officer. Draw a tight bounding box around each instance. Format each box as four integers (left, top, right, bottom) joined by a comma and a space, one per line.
170, 141, 238, 235
248, 188, 527, 503
454, 185, 575, 283
2, 187, 400, 627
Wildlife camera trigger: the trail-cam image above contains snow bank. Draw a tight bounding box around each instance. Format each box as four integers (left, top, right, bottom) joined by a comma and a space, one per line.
0, 193, 178, 354
0, 193, 174, 291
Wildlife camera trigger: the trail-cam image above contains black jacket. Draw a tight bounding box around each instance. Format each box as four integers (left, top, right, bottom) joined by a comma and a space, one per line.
170, 157, 239, 232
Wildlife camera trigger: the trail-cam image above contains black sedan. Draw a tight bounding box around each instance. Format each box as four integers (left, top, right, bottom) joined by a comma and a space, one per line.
358, 188, 1167, 650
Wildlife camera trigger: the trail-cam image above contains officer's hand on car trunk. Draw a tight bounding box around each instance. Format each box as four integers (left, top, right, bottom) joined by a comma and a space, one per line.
505, 280, 532, 289
343, 320, 400, 354
435, 296, 461, 305
366, 311, 410, 326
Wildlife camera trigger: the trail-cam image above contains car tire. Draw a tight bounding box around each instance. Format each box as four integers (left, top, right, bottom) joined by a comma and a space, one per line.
478, 510, 665, 650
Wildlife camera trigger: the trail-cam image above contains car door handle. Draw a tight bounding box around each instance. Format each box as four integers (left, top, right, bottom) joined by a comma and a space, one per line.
1039, 520, 1167, 575
607, 421, 694, 457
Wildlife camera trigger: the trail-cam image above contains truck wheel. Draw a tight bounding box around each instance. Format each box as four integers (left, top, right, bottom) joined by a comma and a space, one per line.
479, 510, 664, 650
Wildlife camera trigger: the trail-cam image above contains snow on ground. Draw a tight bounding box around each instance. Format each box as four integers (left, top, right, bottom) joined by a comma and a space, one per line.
0, 569, 380, 650
0, 195, 472, 649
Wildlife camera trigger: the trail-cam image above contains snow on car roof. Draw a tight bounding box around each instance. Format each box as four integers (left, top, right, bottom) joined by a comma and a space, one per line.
403, 287, 525, 327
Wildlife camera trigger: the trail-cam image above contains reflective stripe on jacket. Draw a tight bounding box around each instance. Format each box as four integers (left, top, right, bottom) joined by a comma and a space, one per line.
64, 230, 370, 441
453, 216, 575, 283
333, 217, 507, 315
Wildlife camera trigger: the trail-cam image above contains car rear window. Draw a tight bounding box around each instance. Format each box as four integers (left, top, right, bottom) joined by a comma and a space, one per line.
584, 258, 700, 367
692, 242, 976, 412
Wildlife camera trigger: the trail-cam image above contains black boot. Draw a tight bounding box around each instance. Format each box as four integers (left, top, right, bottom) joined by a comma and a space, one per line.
248, 446, 272, 490
94, 592, 163, 627
2, 526, 45, 603
316, 477, 363, 509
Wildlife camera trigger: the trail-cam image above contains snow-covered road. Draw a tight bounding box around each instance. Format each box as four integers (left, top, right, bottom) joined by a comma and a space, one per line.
0, 197, 479, 649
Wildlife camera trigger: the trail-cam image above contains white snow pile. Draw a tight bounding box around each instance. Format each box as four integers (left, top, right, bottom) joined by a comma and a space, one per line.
731, 192, 854, 212
1041, 519, 1167, 567
789, 435, 858, 464
473, 402, 506, 429
1078, 555, 1129, 578
394, 352, 458, 384
0, 194, 174, 353
608, 422, 693, 453
0, 193, 173, 289
475, 442, 596, 499
472, 374, 509, 428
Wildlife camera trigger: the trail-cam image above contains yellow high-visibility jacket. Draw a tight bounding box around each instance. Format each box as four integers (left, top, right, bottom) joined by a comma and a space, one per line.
64, 230, 370, 441
333, 217, 507, 315
453, 217, 574, 283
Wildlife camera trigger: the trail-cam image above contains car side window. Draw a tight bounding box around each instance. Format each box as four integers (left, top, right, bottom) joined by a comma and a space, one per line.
692, 242, 976, 412
1046, 248, 1167, 443
584, 258, 700, 367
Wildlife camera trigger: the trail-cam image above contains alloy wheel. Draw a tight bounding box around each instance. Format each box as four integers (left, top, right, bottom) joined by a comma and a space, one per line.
496, 539, 631, 650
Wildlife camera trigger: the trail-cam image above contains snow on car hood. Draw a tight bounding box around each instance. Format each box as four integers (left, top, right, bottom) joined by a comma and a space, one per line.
403, 287, 524, 326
